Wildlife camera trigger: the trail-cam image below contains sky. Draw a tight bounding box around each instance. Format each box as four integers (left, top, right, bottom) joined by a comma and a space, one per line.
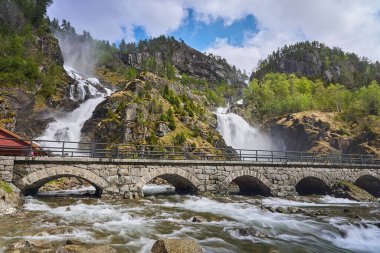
48, 0, 380, 74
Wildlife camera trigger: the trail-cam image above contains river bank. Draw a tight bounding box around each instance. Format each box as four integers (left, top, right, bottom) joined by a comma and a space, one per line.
0, 185, 379, 253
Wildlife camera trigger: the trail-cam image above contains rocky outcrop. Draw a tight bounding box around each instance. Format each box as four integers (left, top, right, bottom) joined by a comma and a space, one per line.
251, 41, 380, 89
116, 36, 247, 87
268, 111, 380, 157
151, 238, 203, 253
331, 181, 377, 202
235, 227, 269, 238
82, 72, 228, 152
0, 180, 22, 216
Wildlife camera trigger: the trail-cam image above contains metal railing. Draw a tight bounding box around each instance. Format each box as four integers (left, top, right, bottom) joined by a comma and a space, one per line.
0, 137, 379, 166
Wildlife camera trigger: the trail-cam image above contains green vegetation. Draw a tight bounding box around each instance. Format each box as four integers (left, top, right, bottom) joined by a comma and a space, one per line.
0, 180, 12, 194
172, 132, 187, 145
253, 41, 380, 89
0, 0, 66, 101
244, 73, 380, 122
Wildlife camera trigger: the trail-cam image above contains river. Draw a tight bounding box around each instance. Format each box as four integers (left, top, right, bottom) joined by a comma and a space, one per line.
1, 187, 379, 252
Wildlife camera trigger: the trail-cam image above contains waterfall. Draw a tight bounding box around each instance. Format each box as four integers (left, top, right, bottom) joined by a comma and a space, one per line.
37, 66, 112, 150
215, 107, 283, 151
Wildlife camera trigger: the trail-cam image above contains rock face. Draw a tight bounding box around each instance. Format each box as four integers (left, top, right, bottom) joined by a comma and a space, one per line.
116, 36, 247, 88
82, 72, 228, 152
331, 181, 377, 202
251, 41, 380, 89
0, 180, 22, 216
268, 111, 380, 157
151, 238, 203, 253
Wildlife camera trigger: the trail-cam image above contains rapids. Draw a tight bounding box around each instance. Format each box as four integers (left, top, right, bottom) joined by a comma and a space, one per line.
0, 190, 379, 252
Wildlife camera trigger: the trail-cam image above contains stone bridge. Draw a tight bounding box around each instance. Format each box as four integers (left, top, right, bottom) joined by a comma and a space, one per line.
1, 156, 380, 198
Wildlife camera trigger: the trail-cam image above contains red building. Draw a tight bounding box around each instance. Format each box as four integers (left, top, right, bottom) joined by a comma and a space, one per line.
0, 127, 43, 156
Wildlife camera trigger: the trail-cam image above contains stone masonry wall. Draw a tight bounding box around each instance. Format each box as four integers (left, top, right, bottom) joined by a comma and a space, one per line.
0, 156, 14, 182
2, 157, 380, 198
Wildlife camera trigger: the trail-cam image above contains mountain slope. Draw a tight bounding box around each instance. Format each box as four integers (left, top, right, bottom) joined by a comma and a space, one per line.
251, 41, 380, 89
0, 0, 72, 136
82, 72, 228, 153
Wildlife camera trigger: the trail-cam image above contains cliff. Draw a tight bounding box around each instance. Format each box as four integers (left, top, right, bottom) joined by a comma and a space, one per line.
0, 0, 73, 137
82, 72, 228, 152
251, 41, 380, 89
268, 111, 380, 157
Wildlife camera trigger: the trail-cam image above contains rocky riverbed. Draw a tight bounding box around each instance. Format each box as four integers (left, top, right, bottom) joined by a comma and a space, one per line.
0, 185, 379, 253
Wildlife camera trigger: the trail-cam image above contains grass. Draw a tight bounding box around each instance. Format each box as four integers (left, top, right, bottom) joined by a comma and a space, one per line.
0, 180, 12, 194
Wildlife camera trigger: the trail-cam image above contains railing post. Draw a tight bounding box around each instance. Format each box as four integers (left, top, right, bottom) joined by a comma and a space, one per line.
91, 142, 95, 158
285, 151, 288, 163
349, 154, 352, 164
256, 150, 258, 162
239, 149, 242, 161
28, 139, 33, 156
61, 141, 65, 157
271, 151, 274, 163
360, 155, 363, 164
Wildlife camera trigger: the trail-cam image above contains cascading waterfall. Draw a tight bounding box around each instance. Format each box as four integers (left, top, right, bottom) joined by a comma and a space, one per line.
37, 66, 112, 150
215, 107, 283, 152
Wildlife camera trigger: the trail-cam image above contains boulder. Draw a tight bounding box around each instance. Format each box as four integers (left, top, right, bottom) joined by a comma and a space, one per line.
8, 239, 52, 250
190, 216, 204, 223
56, 245, 117, 253
0, 181, 22, 216
34, 226, 73, 236
275, 207, 286, 213
237, 227, 269, 238
151, 238, 203, 253
331, 181, 377, 202
156, 122, 170, 137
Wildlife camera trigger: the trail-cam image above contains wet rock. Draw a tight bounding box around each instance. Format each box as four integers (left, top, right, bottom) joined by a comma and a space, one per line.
343, 208, 350, 213
85, 245, 117, 253
34, 226, 74, 236
338, 228, 348, 238
287, 207, 303, 214
275, 207, 286, 213
190, 216, 204, 223
56, 245, 117, 253
8, 239, 52, 250
237, 227, 269, 238
151, 238, 203, 253
0, 182, 22, 216
66, 207, 71, 211
331, 181, 377, 202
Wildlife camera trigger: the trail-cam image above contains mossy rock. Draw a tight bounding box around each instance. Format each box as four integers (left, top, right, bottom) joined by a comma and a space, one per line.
0, 180, 12, 194
331, 180, 377, 202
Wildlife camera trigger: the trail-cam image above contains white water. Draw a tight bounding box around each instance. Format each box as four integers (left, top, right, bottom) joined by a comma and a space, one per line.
37, 66, 112, 150
215, 107, 282, 151
14, 195, 380, 253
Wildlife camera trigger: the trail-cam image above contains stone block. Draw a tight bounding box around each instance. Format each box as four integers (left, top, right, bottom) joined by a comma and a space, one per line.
106, 175, 119, 185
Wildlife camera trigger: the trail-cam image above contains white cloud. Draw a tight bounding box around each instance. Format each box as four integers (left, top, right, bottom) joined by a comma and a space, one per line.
204, 0, 380, 73
48, 0, 187, 42
48, 0, 380, 74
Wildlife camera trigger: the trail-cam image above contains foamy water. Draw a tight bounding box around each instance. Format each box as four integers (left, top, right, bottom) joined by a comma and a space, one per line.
0, 193, 374, 253
37, 66, 112, 152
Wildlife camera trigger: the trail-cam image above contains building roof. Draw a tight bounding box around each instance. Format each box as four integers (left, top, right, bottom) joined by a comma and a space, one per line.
0, 127, 41, 148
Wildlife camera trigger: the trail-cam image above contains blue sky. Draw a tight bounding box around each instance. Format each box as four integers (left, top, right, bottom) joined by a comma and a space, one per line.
48, 0, 380, 73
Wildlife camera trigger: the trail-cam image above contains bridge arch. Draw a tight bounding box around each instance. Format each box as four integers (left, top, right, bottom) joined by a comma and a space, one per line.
223, 170, 272, 196
293, 172, 331, 196
16, 166, 109, 197
352, 171, 380, 197
136, 167, 201, 194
